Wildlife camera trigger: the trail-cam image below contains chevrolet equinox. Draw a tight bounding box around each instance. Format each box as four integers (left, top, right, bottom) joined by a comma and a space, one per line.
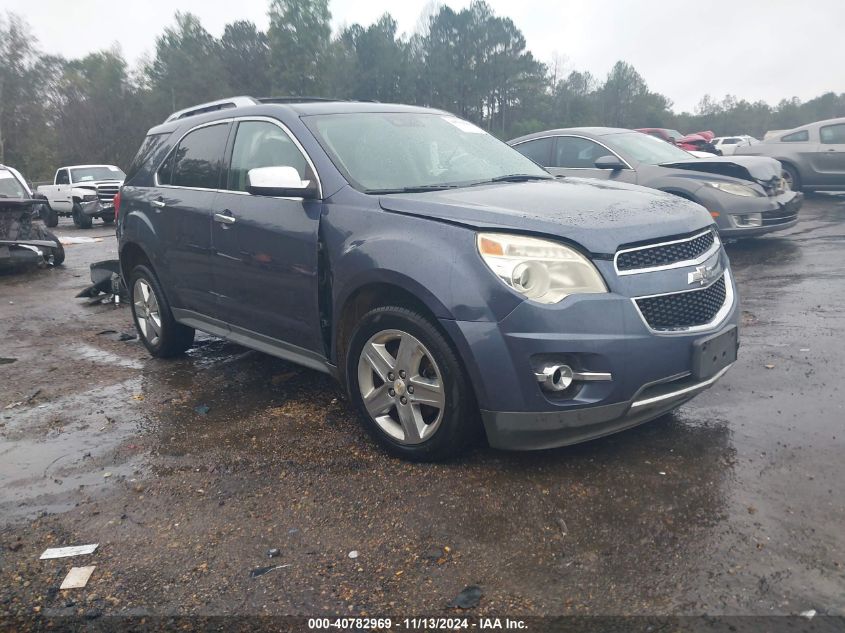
116, 97, 739, 461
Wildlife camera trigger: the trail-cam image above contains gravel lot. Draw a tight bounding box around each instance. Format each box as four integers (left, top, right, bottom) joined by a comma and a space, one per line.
1, 195, 843, 622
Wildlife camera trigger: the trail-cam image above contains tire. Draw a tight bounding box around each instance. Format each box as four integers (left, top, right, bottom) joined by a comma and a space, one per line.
42, 230, 64, 265
346, 306, 477, 461
129, 264, 195, 358
40, 205, 59, 228
102, 215, 115, 225
782, 164, 801, 192
72, 202, 92, 229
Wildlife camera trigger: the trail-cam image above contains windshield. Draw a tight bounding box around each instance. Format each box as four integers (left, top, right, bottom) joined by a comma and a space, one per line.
608, 132, 695, 165
306, 112, 550, 192
70, 166, 126, 183
0, 169, 27, 198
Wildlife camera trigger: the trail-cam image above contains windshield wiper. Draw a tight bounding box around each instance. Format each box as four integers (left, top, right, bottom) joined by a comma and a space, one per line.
479, 174, 553, 184
366, 185, 462, 194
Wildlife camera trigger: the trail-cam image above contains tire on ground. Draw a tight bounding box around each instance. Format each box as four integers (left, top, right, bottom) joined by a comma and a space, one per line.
72, 202, 92, 229
129, 264, 195, 358
346, 305, 478, 461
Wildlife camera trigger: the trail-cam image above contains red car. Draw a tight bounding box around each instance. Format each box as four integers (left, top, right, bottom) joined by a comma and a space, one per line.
635, 128, 721, 155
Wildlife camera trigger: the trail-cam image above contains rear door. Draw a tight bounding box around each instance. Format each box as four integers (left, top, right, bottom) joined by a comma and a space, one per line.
211, 117, 324, 354
815, 122, 845, 185
152, 120, 231, 316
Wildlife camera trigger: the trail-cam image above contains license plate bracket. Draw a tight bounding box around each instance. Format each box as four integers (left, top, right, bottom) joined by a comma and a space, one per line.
692, 325, 738, 380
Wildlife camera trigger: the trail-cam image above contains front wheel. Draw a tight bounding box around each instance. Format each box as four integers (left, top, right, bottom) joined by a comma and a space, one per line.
72, 202, 92, 229
347, 306, 477, 461
40, 205, 59, 227
782, 164, 801, 192
129, 264, 195, 358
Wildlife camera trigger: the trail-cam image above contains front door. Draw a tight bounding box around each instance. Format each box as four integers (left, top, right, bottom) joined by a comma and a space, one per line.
815, 122, 845, 186
211, 118, 324, 354
547, 136, 638, 184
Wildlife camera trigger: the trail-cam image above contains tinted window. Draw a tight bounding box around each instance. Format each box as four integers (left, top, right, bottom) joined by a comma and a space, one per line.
723, 138, 739, 144
70, 166, 125, 182
514, 137, 553, 167
171, 123, 230, 189
126, 133, 170, 181
781, 130, 809, 142
227, 121, 308, 192
820, 123, 845, 144
553, 137, 613, 168
56, 169, 69, 185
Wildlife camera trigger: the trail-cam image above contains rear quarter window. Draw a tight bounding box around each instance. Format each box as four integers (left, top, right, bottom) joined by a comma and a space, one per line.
125, 133, 173, 183
781, 130, 809, 142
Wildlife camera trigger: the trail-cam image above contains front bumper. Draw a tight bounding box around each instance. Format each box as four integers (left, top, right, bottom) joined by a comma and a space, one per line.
709, 190, 803, 238
439, 261, 740, 451
80, 200, 114, 217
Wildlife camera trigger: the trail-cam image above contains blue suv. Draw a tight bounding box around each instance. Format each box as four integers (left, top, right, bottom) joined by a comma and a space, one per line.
117, 97, 739, 461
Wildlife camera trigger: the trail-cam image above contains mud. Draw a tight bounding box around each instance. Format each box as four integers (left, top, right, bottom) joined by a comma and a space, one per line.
0, 197, 843, 619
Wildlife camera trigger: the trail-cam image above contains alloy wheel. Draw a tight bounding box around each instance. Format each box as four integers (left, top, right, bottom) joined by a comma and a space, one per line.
357, 329, 446, 445
133, 278, 162, 347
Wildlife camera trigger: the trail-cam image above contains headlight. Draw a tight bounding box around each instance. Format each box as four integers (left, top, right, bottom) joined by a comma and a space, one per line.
82, 194, 98, 202
477, 233, 607, 304
705, 182, 762, 197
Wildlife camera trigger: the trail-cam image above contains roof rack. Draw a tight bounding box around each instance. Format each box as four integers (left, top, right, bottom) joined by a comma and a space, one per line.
164, 96, 259, 123
257, 96, 341, 104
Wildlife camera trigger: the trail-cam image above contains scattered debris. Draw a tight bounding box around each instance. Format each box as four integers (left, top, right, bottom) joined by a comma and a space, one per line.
448, 585, 482, 609
659, 471, 667, 476
40, 544, 99, 560
249, 564, 289, 578
59, 236, 102, 244
0, 357, 16, 365
799, 348, 810, 352
800, 609, 816, 620
194, 404, 210, 416
103, 472, 112, 478
348, 550, 359, 559
4, 401, 23, 409
117, 332, 136, 341
764, 364, 775, 369
267, 548, 280, 558
25, 389, 41, 403
60, 566, 96, 590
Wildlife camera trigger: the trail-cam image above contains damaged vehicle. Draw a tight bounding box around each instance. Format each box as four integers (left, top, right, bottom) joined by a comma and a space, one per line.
1, 164, 64, 269
37, 164, 125, 228
118, 97, 739, 461
510, 128, 802, 238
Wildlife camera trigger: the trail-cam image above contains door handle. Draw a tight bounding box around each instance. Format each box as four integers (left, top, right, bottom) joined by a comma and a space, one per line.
151, 199, 166, 208
214, 211, 237, 225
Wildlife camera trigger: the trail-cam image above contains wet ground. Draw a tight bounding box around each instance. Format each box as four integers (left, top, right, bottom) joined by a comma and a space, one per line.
0, 197, 843, 620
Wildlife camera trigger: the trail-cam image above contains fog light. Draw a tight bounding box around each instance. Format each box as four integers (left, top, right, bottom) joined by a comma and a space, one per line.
536, 364, 574, 392
735, 213, 762, 227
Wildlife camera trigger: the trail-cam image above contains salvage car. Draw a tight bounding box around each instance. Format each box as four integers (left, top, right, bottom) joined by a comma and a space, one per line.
636, 128, 720, 155
712, 135, 758, 156
118, 97, 739, 460
734, 117, 845, 191
0, 164, 64, 268
510, 127, 802, 238
37, 164, 125, 228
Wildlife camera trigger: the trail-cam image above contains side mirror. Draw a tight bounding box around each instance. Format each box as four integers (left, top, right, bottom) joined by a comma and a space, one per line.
246, 166, 318, 198
594, 155, 626, 171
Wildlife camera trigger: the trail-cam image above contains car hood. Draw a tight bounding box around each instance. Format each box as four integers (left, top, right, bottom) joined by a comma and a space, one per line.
660, 155, 782, 184
378, 178, 713, 255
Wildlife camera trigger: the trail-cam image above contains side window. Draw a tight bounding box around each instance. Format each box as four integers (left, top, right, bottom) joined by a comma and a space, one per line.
56, 169, 69, 185
157, 150, 175, 186
723, 138, 739, 145
553, 137, 611, 168
514, 137, 553, 167
226, 121, 309, 192
820, 123, 845, 144
781, 130, 809, 143
171, 123, 231, 189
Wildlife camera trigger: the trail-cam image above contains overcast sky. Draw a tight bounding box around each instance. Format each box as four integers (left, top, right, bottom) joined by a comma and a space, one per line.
4, 0, 843, 112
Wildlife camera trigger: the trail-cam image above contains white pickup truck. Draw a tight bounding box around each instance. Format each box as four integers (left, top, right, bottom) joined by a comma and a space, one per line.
37, 164, 125, 228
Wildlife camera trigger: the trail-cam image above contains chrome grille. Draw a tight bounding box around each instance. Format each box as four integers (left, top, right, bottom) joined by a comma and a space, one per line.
616, 229, 716, 273
635, 275, 727, 331
97, 184, 120, 205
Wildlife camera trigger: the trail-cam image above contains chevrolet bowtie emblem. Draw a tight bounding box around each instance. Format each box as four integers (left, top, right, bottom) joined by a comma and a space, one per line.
688, 264, 717, 286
